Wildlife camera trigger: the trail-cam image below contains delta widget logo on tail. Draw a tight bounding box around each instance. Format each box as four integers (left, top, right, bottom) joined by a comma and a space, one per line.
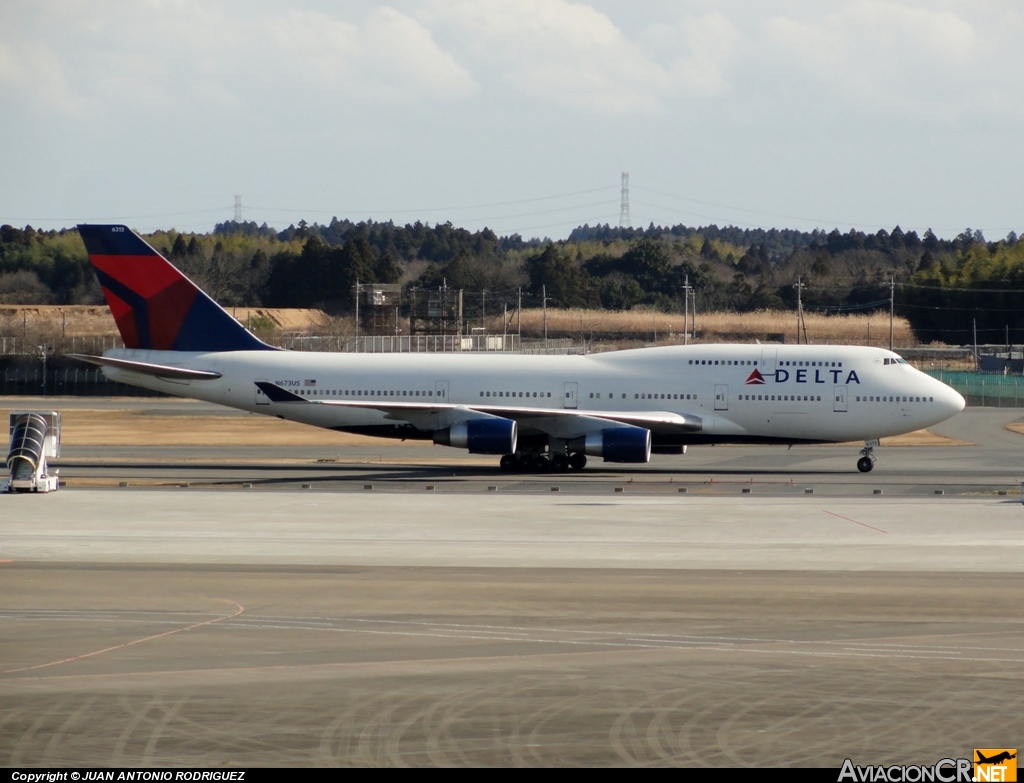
745, 369, 767, 385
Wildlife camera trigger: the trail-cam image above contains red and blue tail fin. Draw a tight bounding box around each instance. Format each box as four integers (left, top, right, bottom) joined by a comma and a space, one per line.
78, 224, 273, 352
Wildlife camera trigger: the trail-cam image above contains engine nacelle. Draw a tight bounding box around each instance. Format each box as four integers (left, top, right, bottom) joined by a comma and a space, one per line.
583, 426, 652, 463
433, 418, 517, 455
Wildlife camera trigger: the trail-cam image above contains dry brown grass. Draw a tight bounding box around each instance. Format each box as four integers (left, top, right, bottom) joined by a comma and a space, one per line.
877, 430, 972, 447
510, 308, 917, 346
3, 304, 921, 349
0, 305, 332, 344
31, 408, 413, 448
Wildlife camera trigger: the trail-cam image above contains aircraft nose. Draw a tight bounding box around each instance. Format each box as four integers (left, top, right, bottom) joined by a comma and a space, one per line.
935, 380, 965, 417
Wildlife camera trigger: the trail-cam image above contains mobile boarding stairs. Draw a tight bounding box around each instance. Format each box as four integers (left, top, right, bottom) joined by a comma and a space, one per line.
2, 411, 61, 493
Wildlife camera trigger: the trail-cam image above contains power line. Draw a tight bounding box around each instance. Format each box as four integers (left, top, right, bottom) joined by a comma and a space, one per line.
246, 185, 617, 217
897, 282, 1024, 294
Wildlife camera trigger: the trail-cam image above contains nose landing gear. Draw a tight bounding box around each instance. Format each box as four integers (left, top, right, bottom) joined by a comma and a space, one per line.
857, 441, 877, 473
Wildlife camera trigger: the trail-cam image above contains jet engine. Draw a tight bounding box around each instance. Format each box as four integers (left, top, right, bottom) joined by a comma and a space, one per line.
433, 418, 517, 455
582, 426, 652, 463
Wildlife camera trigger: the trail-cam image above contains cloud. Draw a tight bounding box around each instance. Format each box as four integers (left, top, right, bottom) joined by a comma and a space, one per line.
642, 12, 741, 98
0, 37, 82, 113
264, 7, 477, 100
0, 2, 477, 114
763, 1, 983, 109
427, 0, 740, 113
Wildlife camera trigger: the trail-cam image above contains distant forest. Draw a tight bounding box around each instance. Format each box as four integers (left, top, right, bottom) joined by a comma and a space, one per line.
1, 217, 1023, 345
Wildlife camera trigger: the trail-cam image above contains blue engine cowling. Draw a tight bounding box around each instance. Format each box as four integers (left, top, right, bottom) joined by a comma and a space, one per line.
433, 418, 517, 455
583, 426, 651, 463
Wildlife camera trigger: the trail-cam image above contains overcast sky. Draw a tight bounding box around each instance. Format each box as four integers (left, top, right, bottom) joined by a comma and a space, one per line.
2, 1, 1021, 240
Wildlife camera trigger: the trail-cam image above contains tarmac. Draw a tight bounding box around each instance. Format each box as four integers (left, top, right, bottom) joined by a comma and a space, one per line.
1, 398, 1023, 766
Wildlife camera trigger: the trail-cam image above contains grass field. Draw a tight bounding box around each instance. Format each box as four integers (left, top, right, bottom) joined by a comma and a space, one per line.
511, 307, 917, 346
2, 304, 919, 350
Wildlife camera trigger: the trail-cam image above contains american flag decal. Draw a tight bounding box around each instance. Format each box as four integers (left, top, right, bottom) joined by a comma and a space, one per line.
304, 379, 317, 387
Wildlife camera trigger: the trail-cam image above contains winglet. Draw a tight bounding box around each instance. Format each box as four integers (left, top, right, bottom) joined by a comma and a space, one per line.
77, 224, 275, 353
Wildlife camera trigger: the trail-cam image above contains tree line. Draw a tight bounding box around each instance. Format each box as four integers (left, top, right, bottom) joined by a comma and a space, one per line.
1, 219, 1023, 345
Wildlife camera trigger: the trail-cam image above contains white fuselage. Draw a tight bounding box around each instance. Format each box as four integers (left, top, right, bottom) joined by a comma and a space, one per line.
98, 343, 965, 446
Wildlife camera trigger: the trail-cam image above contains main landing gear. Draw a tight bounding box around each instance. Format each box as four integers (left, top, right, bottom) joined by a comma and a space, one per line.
499, 451, 587, 472
857, 441, 877, 473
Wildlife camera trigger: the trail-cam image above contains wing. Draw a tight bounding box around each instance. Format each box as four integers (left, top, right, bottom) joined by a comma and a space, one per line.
254, 382, 703, 436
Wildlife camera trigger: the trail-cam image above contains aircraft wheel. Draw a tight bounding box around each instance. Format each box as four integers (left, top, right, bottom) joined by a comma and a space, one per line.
857, 456, 874, 473
568, 453, 587, 470
500, 454, 518, 471
551, 454, 569, 472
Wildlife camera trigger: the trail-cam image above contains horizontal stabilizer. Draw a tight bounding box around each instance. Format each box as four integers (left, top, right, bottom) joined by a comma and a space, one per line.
69, 354, 222, 380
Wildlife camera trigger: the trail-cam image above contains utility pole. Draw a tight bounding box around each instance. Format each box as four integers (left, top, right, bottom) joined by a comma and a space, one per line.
482, 290, 486, 333
889, 274, 895, 351
795, 276, 806, 345
542, 284, 548, 343
973, 318, 978, 368
354, 278, 359, 352
517, 287, 522, 351
683, 275, 694, 345
689, 285, 697, 342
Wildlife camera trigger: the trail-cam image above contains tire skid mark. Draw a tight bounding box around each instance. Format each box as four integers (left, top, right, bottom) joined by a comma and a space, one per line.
112, 693, 159, 766
501, 684, 532, 768
41, 694, 98, 765
609, 691, 657, 766
355, 696, 402, 766
715, 694, 770, 766
0, 707, 26, 764
386, 697, 437, 768
319, 708, 357, 766
645, 698, 682, 763
678, 688, 743, 767
426, 695, 479, 767
523, 691, 588, 766
142, 695, 186, 766
8, 698, 66, 766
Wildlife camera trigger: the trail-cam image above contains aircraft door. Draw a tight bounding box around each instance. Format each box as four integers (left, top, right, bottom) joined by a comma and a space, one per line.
833, 385, 848, 412
255, 379, 270, 405
563, 382, 578, 409
760, 347, 777, 378
715, 384, 729, 411
435, 380, 449, 402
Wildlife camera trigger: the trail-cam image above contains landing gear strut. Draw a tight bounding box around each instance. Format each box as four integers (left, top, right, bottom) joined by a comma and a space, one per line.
498, 450, 588, 472
857, 441, 877, 473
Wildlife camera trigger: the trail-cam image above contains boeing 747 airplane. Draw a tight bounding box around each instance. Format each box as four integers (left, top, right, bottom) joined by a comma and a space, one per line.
73, 224, 965, 472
